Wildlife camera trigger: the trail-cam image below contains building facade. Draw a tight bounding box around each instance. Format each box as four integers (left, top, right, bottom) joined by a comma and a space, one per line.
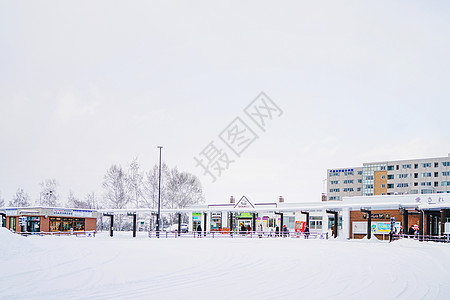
185, 194, 450, 239
326, 154, 450, 201
0, 207, 99, 233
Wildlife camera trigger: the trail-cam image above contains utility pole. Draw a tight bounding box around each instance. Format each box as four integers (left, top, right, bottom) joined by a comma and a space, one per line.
156, 146, 163, 237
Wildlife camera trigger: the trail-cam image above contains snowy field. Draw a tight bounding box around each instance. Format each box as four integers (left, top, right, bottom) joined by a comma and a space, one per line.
1, 228, 450, 300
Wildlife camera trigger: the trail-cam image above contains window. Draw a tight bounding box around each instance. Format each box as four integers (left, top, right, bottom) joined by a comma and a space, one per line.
402, 164, 411, 169
330, 180, 339, 185
344, 171, 354, 176
330, 172, 340, 177
310, 216, 323, 230
343, 180, 354, 184
50, 217, 61, 231
329, 196, 340, 200
442, 181, 450, 186
365, 175, 374, 180
434, 162, 439, 168
343, 188, 354, 192
365, 184, 374, 189
421, 182, 431, 186
381, 175, 386, 179
422, 163, 431, 168
414, 182, 418, 186
397, 183, 409, 188
443, 162, 450, 167
411, 190, 418, 194
357, 171, 362, 175
414, 173, 418, 178
357, 187, 361, 192
387, 175, 394, 180
73, 218, 85, 231
388, 184, 394, 188
396, 165, 399, 170
387, 165, 394, 170
381, 184, 386, 188
414, 164, 418, 169
398, 174, 408, 179
357, 179, 362, 183
421, 189, 433, 194
422, 172, 432, 178
434, 182, 439, 187
9, 217, 16, 231
434, 172, 439, 177
443, 171, 450, 176
329, 188, 340, 193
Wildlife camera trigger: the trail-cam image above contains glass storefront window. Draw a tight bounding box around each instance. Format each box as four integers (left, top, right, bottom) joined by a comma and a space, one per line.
50, 217, 62, 232
74, 218, 85, 231
25, 216, 40, 233
62, 218, 73, 231
9, 217, 16, 231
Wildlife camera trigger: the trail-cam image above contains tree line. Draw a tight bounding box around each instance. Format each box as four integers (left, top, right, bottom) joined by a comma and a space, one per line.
0, 157, 204, 211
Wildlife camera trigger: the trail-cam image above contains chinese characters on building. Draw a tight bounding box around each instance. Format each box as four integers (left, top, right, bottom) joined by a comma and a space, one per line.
194, 92, 283, 182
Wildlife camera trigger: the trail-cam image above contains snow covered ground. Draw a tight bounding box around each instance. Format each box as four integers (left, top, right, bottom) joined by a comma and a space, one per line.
1, 228, 450, 299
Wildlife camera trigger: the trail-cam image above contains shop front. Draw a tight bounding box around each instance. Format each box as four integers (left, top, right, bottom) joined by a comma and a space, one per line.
210, 212, 222, 231
1, 207, 99, 234
192, 212, 202, 231
350, 209, 414, 239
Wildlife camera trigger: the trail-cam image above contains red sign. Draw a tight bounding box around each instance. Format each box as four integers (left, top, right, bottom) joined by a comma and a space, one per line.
295, 221, 306, 232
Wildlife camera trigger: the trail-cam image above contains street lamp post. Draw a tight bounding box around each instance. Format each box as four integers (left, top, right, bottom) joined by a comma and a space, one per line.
156, 146, 163, 237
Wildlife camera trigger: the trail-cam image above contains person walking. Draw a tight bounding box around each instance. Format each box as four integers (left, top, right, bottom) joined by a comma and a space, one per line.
240, 223, 246, 235
196, 224, 202, 238
408, 225, 415, 238
304, 225, 310, 239
275, 226, 280, 237
283, 225, 289, 237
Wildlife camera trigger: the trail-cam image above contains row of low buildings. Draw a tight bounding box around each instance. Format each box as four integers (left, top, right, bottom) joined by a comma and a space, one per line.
2, 154, 450, 239
3, 193, 449, 240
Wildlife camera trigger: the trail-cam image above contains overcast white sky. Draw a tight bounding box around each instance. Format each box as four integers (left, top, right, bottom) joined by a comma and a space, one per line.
1, 1, 450, 206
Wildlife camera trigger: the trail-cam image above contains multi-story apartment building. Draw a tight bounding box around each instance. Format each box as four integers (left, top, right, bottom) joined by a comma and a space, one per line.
326, 154, 450, 201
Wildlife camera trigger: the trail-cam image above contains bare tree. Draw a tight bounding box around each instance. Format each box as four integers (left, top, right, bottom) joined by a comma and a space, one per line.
85, 192, 99, 209
167, 168, 204, 209
9, 188, 31, 207
142, 162, 169, 209
40, 179, 60, 207
67, 191, 91, 209
102, 164, 129, 209
126, 157, 145, 208
142, 163, 204, 210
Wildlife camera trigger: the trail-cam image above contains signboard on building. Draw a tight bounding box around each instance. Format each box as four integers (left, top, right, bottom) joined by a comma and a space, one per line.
377, 222, 391, 233
53, 209, 74, 216
53, 209, 93, 218
211, 212, 221, 219
362, 213, 390, 220
234, 196, 255, 209
18, 216, 27, 226
352, 222, 368, 234
73, 210, 93, 218
414, 195, 447, 204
